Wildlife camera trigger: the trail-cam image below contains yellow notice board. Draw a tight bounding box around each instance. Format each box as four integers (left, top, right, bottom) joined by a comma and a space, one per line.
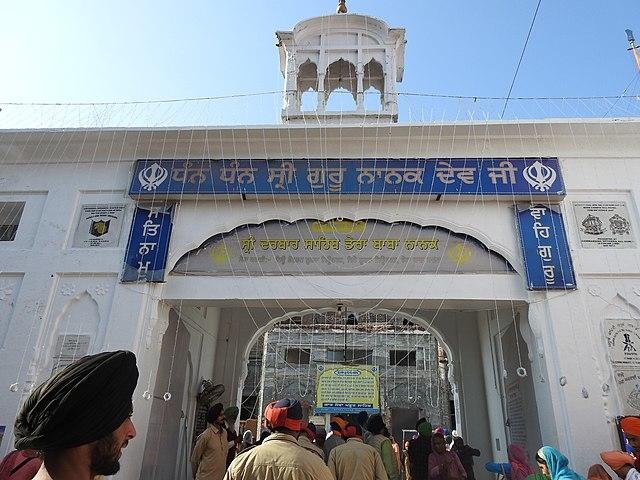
315, 364, 380, 414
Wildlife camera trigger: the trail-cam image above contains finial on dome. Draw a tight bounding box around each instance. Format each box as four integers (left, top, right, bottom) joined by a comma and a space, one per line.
336, 0, 347, 14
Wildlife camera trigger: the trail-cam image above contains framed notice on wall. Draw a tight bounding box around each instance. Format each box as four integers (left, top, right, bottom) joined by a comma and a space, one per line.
606, 320, 640, 414
315, 364, 380, 414
613, 371, 640, 414
73, 204, 126, 248
573, 201, 636, 249
605, 320, 640, 369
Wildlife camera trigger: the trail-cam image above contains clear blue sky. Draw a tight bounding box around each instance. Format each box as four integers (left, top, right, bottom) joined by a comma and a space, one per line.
1, 0, 639, 124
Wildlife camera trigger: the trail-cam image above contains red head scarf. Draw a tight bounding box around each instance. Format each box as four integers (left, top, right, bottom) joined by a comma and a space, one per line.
331, 417, 347, 431
303, 421, 317, 441
330, 417, 347, 437
508, 444, 536, 480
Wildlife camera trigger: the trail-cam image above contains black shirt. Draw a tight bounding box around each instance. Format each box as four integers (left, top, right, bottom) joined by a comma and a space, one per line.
407, 435, 432, 480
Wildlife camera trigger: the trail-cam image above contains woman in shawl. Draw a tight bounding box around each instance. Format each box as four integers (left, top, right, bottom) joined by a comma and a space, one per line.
485, 443, 536, 480
429, 432, 467, 480
536, 446, 584, 480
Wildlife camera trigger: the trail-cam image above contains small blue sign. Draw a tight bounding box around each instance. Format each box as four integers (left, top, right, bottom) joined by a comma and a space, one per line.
516, 204, 576, 290
315, 404, 380, 415
128, 158, 565, 199
122, 205, 173, 283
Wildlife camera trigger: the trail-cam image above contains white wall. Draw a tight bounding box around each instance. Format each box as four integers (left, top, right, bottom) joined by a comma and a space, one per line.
137, 306, 220, 480
1, 120, 639, 477
0, 161, 147, 459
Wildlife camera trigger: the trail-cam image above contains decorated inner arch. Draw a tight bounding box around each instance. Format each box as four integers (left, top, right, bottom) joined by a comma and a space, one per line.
172, 219, 516, 276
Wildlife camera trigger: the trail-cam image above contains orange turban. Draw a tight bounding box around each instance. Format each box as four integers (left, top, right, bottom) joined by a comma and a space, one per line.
330, 416, 347, 431
600, 451, 635, 470
264, 399, 303, 431
621, 417, 640, 436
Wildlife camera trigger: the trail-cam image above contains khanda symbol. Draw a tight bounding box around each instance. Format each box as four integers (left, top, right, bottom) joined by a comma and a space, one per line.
523, 160, 557, 192
138, 162, 169, 191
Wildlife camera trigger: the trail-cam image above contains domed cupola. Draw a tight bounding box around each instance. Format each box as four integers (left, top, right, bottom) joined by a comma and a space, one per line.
276, 2, 406, 124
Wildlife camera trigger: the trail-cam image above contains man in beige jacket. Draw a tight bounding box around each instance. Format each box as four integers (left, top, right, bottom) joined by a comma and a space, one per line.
328, 423, 388, 480
191, 403, 229, 480
224, 399, 333, 480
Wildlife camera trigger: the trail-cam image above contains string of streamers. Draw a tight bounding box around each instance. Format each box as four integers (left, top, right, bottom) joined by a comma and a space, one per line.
2, 14, 640, 461
2, 91, 640, 129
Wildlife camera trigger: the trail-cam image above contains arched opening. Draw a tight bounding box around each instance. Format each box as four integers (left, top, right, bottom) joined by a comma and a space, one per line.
238, 308, 457, 449
363, 59, 384, 111
297, 60, 318, 112
45, 291, 100, 377
325, 59, 357, 111
300, 89, 318, 112
363, 86, 382, 111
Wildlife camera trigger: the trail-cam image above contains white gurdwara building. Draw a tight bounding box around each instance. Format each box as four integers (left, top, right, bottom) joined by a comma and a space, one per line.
1, 7, 639, 479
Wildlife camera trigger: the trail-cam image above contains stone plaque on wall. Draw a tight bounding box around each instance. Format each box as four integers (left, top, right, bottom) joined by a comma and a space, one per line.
506, 382, 527, 447
614, 370, 640, 414
573, 201, 636, 249
606, 320, 640, 414
605, 320, 640, 369
73, 204, 126, 248
52, 334, 90, 375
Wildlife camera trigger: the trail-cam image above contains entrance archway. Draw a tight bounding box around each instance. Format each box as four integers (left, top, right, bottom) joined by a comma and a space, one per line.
236, 308, 459, 440
220, 302, 547, 469
156, 214, 555, 479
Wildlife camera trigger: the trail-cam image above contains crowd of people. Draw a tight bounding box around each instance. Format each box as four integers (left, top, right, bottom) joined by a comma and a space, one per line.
190, 403, 640, 480
0, 350, 639, 480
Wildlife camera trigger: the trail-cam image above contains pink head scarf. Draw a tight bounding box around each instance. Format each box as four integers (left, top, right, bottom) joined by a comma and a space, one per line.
508, 444, 536, 480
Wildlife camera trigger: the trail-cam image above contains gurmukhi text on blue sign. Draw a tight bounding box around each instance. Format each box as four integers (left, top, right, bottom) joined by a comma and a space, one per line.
517, 204, 576, 290
122, 205, 173, 283
129, 158, 565, 199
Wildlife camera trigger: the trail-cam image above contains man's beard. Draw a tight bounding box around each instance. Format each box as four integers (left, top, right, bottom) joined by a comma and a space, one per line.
90, 432, 123, 476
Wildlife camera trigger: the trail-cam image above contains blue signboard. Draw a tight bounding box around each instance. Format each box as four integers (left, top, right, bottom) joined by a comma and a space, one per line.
516, 204, 576, 290
129, 158, 565, 199
122, 205, 173, 283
